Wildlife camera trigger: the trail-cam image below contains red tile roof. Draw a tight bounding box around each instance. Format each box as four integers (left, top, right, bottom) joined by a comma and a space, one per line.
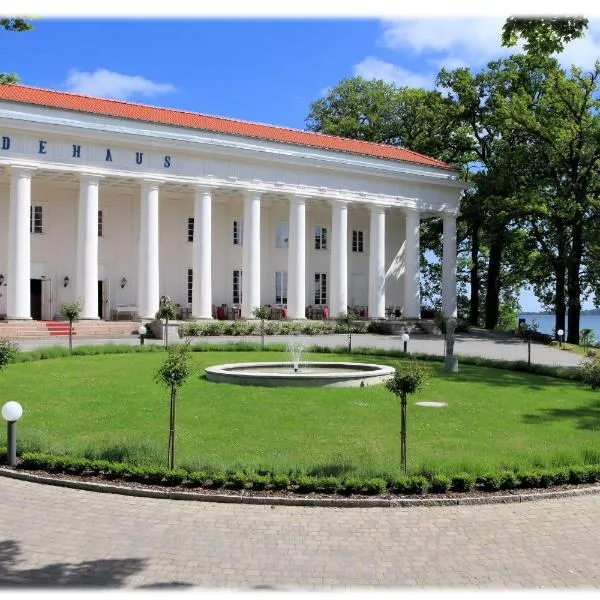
0, 84, 453, 170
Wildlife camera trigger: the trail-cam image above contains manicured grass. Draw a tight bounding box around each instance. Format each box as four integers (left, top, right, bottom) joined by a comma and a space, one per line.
1, 349, 598, 478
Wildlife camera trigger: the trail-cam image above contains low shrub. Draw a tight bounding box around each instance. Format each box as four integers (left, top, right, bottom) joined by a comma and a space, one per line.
581, 357, 600, 390
429, 475, 451, 493
451, 472, 476, 492
405, 475, 429, 494
363, 477, 388, 495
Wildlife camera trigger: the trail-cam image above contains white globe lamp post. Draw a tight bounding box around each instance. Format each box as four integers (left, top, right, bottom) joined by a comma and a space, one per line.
2, 401, 23, 467
401, 332, 410, 353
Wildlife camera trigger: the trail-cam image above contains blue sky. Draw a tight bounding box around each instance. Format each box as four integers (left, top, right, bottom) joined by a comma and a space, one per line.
3, 16, 600, 312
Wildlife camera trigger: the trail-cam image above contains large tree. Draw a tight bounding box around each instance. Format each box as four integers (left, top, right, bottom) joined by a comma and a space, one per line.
1, 17, 33, 84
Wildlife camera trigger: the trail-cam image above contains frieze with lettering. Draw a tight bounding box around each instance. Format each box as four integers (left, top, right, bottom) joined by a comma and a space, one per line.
0, 135, 172, 170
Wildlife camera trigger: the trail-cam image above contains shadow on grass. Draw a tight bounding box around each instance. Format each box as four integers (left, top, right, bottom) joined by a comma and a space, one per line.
436, 366, 575, 391
0, 539, 149, 588
523, 397, 600, 431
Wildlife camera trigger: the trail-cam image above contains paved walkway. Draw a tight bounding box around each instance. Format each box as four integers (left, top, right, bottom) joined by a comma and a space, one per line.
11, 330, 583, 367
1, 476, 599, 589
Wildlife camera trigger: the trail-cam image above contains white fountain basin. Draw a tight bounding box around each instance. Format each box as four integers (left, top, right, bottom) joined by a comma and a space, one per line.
205, 361, 395, 388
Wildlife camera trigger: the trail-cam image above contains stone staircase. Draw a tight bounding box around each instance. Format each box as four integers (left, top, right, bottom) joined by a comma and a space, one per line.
0, 320, 140, 340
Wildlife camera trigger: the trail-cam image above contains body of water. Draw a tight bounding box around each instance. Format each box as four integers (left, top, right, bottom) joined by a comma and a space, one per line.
519, 314, 600, 341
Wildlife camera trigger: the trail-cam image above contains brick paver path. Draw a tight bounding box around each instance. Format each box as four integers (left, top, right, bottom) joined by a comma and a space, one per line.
1, 477, 599, 589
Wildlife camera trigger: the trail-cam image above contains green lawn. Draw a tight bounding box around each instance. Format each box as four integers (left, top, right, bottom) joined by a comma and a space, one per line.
1, 349, 598, 478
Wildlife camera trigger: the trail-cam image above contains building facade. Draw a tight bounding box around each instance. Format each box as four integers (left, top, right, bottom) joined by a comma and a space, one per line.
0, 84, 465, 322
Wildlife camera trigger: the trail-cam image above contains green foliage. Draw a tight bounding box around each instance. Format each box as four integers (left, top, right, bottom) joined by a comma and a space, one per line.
451, 472, 476, 492
580, 357, 600, 390
252, 305, 271, 349
429, 475, 451, 493
0, 337, 19, 370
385, 361, 428, 398
580, 329, 596, 352
0, 17, 33, 84
179, 319, 365, 338
157, 296, 177, 321
501, 16, 588, 55
60, 300, 82, 323
155, 342, 192, 390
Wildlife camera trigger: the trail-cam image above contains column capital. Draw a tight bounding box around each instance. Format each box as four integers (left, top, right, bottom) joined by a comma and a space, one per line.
140, 178, 163, 192
289, 194, 309, 205
9, 164, 37, 176
79, 172, 104, 184
194, 183, 217, 195
242, 189, 263, 201
329, 197, 349, 208
441, 211, 459, 221
369, 203, 386, 215
403, 206, 420, 215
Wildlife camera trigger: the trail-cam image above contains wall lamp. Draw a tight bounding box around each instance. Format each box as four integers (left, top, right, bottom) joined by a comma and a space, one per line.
0, 274, 4, 286
63, 276, 70, 288
120, 277, 127, 289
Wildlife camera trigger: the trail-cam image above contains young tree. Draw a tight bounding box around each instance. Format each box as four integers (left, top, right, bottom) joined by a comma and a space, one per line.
385, 361, 428, 474
335, 311, 359, 353
60, 300, 82, 355
157, 295, 178, 349
252, 305, 271, 350
155, 342, 192, 469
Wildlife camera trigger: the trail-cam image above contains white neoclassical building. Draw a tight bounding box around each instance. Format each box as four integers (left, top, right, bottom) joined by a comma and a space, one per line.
0, 84, 465, 324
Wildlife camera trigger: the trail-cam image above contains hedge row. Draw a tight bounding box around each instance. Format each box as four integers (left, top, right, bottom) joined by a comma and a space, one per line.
178, 320, 366, 337
9, 452, 600, 495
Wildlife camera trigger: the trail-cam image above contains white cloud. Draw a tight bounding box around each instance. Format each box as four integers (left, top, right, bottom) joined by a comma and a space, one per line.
63, 69, 177, 100
354, 56, 434, 89
380, 17, 600, 72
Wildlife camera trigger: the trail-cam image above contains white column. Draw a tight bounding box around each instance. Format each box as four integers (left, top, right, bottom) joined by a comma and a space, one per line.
403, 209, 421, 319
442, 214, 458, 319
192, 186, 213, 319
287, 195, 306, 319
330, 200, 348, 317
138, 180, 161, 320
241, 190, 261, 318
7, 166, 35, 320
368, 205, 386, 319
76, 174, 101, 319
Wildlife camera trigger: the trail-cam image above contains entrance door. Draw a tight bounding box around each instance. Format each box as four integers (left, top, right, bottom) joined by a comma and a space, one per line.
98, 279, 111, 320
30, 279, 42, 320
41, 278, 53, 320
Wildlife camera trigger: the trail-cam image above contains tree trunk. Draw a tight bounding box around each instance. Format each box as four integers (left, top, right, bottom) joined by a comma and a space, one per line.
567, 220, 583, 345
400, 392, 407, 475
484, 239, 503, 330
168, 386, 176, 469
469, 220, 481, 326
164, 318, 169, 349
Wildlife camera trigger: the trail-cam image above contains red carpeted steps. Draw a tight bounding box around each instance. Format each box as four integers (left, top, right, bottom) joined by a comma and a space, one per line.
42, 321, 74, 336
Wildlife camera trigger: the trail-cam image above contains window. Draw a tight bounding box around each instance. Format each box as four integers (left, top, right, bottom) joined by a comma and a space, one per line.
187, 268, 193, 304
275, 223, 289, 249
30, 205, 43, 234
314, 225, 328, 250
233, 269, 243, 304
352, 230, 364, 253
275, 271, 288, 305
187, 217, 194, 243
314, 273, 327, 305
233, 220, 243, 246
98, 210, 104, 238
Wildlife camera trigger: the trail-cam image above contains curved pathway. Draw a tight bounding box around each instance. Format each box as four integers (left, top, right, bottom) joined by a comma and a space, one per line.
1, 476, 599, 589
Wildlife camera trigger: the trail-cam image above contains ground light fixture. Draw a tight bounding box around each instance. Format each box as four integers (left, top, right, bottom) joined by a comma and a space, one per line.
138, 325, 147, 346
401, 332, 410, 353
557, 329, 564, 347
2, 401, 23, 467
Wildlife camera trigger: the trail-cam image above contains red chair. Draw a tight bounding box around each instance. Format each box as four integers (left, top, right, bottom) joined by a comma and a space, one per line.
322, 307, 329, 319
281, 308, 287, 319
216, 307, 226, 320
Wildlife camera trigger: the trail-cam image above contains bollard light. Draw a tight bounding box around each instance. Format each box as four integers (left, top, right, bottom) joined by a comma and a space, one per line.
138, 325, 147, 346
557, 328, 564, 348
401, 332, 410, 353
2, 401, 23, 467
